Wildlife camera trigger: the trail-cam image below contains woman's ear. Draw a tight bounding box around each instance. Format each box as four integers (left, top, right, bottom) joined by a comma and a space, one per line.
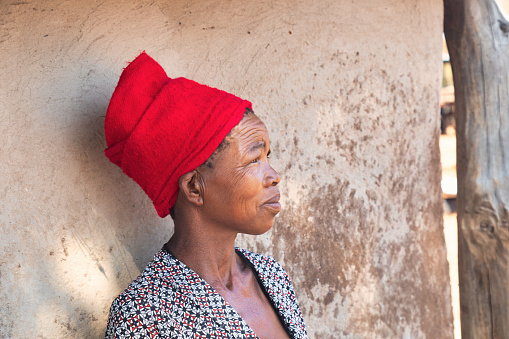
178, 170, 204, 206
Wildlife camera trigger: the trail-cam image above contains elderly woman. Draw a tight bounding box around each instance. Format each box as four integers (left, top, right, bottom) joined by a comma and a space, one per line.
104, 53, 307, 338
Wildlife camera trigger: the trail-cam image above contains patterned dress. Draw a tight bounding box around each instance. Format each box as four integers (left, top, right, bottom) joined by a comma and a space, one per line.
106, 248, 308, 338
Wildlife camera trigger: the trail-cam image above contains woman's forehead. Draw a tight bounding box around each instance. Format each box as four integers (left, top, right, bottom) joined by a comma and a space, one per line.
232, 114, 269, 148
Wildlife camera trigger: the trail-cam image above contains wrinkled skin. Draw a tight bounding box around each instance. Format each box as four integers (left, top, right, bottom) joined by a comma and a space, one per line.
198, 113, 281, 235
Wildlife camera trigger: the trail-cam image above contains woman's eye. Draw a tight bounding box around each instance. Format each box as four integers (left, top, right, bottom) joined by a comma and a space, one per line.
250, 158, 259, 164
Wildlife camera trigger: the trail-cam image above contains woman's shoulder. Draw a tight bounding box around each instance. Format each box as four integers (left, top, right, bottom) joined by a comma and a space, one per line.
105, 250, 195, 337
107, 249, 184, 311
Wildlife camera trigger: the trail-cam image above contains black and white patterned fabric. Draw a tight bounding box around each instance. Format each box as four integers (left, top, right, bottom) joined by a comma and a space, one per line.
105, 247, 308, 338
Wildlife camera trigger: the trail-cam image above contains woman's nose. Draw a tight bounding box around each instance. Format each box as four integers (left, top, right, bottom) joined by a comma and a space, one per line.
264, 164, 281, 187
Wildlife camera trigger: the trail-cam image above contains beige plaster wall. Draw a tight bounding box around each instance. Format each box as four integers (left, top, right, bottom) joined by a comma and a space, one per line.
0, 0, 452, 337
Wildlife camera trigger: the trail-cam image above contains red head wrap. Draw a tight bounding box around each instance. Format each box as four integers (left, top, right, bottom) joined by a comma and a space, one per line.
104, 52, 252, 218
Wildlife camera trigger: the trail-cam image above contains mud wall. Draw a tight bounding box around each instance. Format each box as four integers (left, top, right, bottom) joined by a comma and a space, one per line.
0, 0, 452, 337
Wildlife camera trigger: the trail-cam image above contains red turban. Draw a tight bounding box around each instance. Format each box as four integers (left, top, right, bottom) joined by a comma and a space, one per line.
104, 52, 252, 218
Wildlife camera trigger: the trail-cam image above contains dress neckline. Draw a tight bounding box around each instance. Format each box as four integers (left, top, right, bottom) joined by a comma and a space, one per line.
160, 245, 292, 338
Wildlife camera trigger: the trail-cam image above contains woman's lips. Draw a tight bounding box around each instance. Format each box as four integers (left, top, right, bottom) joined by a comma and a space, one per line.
263, 194, 281, 213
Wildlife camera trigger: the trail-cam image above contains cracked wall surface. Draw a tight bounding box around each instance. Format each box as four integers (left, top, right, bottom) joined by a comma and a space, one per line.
0, 0, 453, 337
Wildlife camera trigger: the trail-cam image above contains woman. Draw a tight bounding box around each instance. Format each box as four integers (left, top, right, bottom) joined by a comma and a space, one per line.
104, 52, 307, 338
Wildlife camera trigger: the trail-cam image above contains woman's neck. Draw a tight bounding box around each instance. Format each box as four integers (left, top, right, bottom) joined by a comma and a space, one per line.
165, 216, 244, 290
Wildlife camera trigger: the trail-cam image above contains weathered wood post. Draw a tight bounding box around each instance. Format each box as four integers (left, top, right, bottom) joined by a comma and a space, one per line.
444, 0, 509, 337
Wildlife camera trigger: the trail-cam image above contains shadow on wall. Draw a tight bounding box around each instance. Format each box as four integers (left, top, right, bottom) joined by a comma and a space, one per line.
23, 62, 172, 337
69, 65, 172, 268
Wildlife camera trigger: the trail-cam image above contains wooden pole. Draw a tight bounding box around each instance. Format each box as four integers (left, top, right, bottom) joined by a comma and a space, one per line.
444, 0, 509, 337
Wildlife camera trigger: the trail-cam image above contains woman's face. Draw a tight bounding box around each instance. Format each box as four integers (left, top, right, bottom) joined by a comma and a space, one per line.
199, 113, 281, 235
